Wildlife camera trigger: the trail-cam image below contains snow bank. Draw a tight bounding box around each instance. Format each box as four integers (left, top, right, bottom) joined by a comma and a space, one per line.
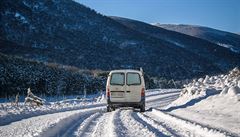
0, 94, 106, 126
165, 68, 240, 135
170, 67, 240, 107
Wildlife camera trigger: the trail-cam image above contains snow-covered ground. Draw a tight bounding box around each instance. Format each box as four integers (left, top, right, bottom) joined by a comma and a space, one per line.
0, 89, 181, 137
0, 68, 239, 137
0, 94, 105, 126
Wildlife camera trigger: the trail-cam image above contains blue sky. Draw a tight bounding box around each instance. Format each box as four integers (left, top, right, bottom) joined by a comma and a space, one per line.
77, 0, 240, 33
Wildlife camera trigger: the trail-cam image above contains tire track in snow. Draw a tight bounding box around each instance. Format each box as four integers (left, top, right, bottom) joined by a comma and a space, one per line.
165, 111, 239, 137
113, 109, 129, 137
160, 110, 239, 137
90, 109, 118, 137
118, 109, 156, 137
39, 107, 105, 137
146, 90, 180, 98
73, 112, 102, 137
138, 113, 182, 137
0, 107, 104, 137
146, 93, 180, 109
91, 108, 137, 137
0, 103, 106, 126
148, 109, 228, 137
130, 112, 170, 137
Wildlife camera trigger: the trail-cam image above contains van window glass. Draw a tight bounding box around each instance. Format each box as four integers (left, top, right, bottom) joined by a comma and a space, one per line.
127, 73, 141, 85
110, 73, 125, 85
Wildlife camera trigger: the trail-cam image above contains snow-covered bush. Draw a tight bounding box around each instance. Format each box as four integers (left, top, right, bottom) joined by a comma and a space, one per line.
180, 67, 240, 97
24, 88, 45, 106
220, 86, 229, 95
168, 68, 240, 110
227, 86, 240, 96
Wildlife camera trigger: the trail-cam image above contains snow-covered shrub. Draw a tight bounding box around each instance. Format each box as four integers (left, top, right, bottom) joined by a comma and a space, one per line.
209, 76, 215, 84
227, 86, 240, 96
198, 78, 204, 83
169, 68, 240, 110
180, 67, 240, 97
220, 86, 229, 95
203, 75, 210, 84
24, 88, 44, 106
229, 67, 240, 78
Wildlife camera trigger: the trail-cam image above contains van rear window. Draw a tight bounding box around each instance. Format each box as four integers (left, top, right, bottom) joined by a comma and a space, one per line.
110, 73, 125, 85
127, 73, 141, 85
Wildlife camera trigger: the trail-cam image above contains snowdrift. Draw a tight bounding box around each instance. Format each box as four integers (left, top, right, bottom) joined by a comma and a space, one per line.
166, 67, 240, 135
168, 67, 240, 107
0, 94, 105, 126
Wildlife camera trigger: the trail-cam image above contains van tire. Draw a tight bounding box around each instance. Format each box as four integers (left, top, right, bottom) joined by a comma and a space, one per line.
107, 106, 111, 112
140, 104, 145, 112
112, 107, 116, 111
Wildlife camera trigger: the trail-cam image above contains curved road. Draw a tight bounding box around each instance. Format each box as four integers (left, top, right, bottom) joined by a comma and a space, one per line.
0, 89, 230, 137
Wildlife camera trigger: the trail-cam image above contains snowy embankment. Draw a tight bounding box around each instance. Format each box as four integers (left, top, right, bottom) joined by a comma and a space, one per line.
164, 68, 240, 136
0, 94, 106, 126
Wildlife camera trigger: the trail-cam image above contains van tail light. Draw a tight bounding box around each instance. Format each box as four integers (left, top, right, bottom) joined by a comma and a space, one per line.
107, 88, 110, 98
141, 88, 145, 96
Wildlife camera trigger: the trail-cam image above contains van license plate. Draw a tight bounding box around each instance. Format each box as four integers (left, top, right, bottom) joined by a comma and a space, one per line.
111, 92, 124, 97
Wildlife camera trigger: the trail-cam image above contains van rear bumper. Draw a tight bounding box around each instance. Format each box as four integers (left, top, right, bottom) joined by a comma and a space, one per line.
107, 97, 145, 108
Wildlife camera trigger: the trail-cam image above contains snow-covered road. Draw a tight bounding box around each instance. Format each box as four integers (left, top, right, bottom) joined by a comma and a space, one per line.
0, 89, 236, 137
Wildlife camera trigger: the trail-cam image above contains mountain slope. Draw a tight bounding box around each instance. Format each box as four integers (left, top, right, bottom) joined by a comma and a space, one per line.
110, 16, 240, 71
154, 24, 240, 53
0, 0, 238, 81
0, 0, 219, 80
0, 52, 107, 97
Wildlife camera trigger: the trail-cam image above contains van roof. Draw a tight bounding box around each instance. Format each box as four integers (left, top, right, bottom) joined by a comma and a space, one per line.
109, 69, 142, 74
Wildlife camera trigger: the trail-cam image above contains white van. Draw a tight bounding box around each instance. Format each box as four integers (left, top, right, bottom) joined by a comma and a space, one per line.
106, 69, 145, 112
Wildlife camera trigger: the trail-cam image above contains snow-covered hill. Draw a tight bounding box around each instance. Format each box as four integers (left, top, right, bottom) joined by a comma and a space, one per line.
111, 16, 240, 72
1, 0, 239, 81
155, 24, 240, 53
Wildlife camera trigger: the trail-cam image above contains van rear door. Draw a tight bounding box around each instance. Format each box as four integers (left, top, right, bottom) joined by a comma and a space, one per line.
125, 72, 142, 102
109, 72, 126, 102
